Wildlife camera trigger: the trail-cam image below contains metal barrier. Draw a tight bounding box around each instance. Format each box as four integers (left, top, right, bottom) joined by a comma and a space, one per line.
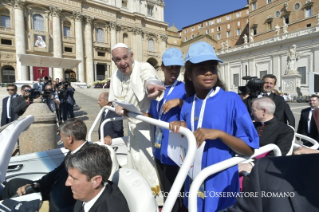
188, 144, 282, 212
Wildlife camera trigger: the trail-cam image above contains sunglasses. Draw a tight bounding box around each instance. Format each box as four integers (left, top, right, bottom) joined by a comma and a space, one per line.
7, 89, 15, 91
24, 89, 31, 92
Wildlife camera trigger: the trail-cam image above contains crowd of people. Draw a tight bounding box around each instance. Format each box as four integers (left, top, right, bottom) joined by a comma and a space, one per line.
1, 77, 76, 128
1, 41, 319, 212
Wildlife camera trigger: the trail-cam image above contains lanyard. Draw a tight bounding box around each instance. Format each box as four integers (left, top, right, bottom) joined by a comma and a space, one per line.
191, 87, 220, 132
157, 80, 178, 120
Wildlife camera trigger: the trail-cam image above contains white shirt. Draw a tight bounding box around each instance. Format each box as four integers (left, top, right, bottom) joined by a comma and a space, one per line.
308, 108, 314, 133
71, 141, 88, 154
83, 186, 106, 212
258, 92, 271, 98
7, 94, 17, 119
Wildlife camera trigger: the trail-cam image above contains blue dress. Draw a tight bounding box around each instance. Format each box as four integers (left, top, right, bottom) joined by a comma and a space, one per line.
149, 81, 187, 165
180, 88, 259, 211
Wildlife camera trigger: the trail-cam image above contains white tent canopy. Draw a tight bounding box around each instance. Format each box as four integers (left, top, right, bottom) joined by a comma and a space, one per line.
18, 54, 81, 69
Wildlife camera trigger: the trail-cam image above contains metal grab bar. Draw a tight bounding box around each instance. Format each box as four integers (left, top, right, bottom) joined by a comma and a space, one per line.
96, 106, 197, 212
188, 144, 282, 212
295, 133, 319, 149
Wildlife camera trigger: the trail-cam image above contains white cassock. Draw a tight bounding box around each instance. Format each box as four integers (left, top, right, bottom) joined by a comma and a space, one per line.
109, 60, 162, 195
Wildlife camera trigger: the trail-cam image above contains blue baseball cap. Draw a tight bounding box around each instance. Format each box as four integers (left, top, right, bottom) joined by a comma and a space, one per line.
185, 41, 223, 64
162, 47, 184, 66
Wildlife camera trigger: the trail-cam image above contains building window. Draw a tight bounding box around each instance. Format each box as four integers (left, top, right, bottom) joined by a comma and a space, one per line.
191, 27, 194, 32
206, 29, 209, 34
267, 0, 272, 4
96, 28, 104, 42
298, 67, 306, 84
210, 20, 215, 25
148, 39, 154, 52
185, 37, 188, 41
147, 5, 153, 16
237, 21, 240, 27
260, 71, 267, 79
211, 28, 214, 33
33, 14, 45, 31
122, 0, 128, 8
227, 24, 230, 29
236, 28, 241, 35
98, 52, 105, 57
305, 7, 312, 18
217, 33, 221, 40
191, 34, 194, 39
184, 29, 188, 34
226, 31, 231, 38
307, 23, 311, 27
253, 27, 257, 35
1, 39, 12, 45
284, 15, 289, 24
266, 21, 272, 31
198, 24, 203, 29
252, 2, 257, 11
63, 26, 71, 37
0, 15, 10, 27
233, 74, 239, 87
294, 3, 300, 10
206, 21, 209, 26
236, 12, 241, 18
217, 26, 221, 31
226, 15, 231, 20
247, 10, 249, 14
217, 18, 221, 23
64, 47, 72, 52
275, 11, 280, 18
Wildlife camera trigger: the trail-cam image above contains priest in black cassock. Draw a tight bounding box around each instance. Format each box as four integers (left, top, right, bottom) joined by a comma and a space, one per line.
238, 97, 294, 174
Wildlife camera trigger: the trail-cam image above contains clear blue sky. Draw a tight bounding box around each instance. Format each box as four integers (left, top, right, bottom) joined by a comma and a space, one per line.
164, 0, 248, 30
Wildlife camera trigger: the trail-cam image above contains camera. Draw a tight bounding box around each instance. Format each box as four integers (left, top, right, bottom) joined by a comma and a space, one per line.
42, 89, 54, 98
23, 89, 41, 100
238, 76, 264, 98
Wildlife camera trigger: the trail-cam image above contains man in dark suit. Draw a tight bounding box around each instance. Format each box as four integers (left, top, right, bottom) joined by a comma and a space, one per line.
33, 78, 42, 92
228, 154, 319, 212
1, 84, 18, 126
297, 94, 319, 142
65, 143, 130, 212
11, 85, 32, 121
245, 74, 287, 123
2, 118, 88, 212
97, 92, 123, 145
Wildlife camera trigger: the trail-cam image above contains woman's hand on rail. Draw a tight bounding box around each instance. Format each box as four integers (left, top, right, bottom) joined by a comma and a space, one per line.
169, 121, 187, 133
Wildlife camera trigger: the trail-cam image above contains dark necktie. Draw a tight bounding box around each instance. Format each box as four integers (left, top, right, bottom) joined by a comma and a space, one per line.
262, 93, 268, 97
79, 203, 85, 212
102, 111, 106, 121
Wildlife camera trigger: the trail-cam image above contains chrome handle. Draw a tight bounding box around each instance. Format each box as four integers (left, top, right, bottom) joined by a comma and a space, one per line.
7, 164, 23, 172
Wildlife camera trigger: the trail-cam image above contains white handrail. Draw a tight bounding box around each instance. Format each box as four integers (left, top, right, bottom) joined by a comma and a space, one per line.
87, 106, 111, 141
295, 133, 319, 149
188, 144, 281, 212
100, 117, 127, 140
98, 106, 197, 212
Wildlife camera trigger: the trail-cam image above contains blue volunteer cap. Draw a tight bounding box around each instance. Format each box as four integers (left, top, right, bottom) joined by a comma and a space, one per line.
185, 41, 223, 64
162, 47, 184, 66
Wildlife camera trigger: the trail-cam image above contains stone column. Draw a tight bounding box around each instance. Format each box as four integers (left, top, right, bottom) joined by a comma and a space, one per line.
84, 16, 94, 85
160, 34, 168, 61
73, 11, 85, 83
109, 21, 117, 73
30, 66, 33, 81
132, 27, 143, 61
12, 0, 27, 81
94, 62, 98, 81
49, 5, 63, 80
49, 67, 53, 77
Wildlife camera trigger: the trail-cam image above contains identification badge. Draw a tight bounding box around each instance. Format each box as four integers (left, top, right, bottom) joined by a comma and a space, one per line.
155, 127, 163, 148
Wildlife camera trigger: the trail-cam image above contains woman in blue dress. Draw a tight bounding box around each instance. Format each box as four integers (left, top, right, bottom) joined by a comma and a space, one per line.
169, 41, 259, 211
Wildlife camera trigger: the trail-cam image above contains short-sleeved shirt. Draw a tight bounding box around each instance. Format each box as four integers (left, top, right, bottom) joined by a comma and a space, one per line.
180, 88, 259, 212
149, 81, 187, 165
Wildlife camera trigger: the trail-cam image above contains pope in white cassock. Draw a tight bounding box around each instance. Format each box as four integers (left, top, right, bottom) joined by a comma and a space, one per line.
109, 43, 165, 195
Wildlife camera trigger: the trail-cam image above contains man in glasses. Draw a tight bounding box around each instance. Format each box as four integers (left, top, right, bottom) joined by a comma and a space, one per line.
1, 84, 18, 126
11, 85, 32, 121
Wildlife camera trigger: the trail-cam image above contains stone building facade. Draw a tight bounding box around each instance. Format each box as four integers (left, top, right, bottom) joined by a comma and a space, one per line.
0, 0, 167, 85
179, 0, 319, 96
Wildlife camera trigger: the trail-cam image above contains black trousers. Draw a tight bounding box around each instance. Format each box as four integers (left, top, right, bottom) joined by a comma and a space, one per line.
155, 158, 184, 212
2, 178, 33, 200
